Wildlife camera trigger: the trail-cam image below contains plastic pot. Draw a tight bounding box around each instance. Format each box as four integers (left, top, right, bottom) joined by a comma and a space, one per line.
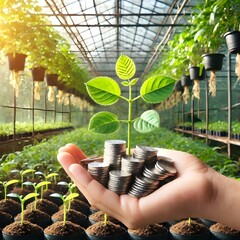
202, 53, 225, 71
174, 80, 184, 92
46, 74, 58, 87
188, 66, 205, 80
7, 53, 27, 72
86, 232, 128, 240
210, 230, 240, 240
181, 75, 192, 87
2, 233, 44, 240
31, 66, 46, 82
224, 30, 240, 54
44, 231, 86, 240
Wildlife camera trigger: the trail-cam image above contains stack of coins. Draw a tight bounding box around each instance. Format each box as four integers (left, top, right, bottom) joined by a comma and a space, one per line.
155, 156, 177, 180
108, 170, 132, 194
133, 145, 158, 164
128, 176, 159, 197
121, 156, 145, 175
103, 140, 126, 170
87, 161, 110, 187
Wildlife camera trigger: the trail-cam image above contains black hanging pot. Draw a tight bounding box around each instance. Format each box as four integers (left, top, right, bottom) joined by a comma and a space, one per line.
224, 30, 240, 54
7, 53, 27, 72
31, 66, 46, 82
202, 53, 225, 71
174, 80, 184, 92
188, 66, 205, 80
46, 74, 58, 87
181, 75, 192, 87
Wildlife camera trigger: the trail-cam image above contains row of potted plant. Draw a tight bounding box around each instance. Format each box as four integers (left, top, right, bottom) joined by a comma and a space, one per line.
178, 121, 240, 139
0, 0, 90, 98
0, 122, 73, 141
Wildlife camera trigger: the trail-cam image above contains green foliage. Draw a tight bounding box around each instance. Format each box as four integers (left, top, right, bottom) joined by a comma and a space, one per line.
86, 54, 175, 154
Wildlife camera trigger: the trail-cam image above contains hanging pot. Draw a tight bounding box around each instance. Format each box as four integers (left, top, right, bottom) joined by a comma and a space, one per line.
181, 75, 192, 87
202, 53, 225, 71
224, 30, 240, 54
31, 66, 46, 82
174, 80, 184, 92
188, 66, 205, 80
46, 74, 58, 87
7, 53, 27, 72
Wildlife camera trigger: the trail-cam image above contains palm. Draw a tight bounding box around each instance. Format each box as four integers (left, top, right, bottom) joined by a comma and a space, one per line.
58, 144, 213, 229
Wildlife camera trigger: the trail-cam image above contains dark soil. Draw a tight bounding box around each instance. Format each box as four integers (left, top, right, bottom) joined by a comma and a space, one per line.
10, 187, 31, 196
59, 199, 90, 216
2, 220, 43, 236
49, 183, 68, 195
44, 221, 85, 237
26, 199, 59, 216
0, 199, 21, 217
170, 219, 209, 236
210, 223, 240, 236
15, 209, 52, 228
43, 189, 63, 206
0, 210, 14, 229
89, 210, 123, 226
86, 221, 126, 237
90, 205, 99, 213
52, 209, 89, 228
128, 223, 168, 236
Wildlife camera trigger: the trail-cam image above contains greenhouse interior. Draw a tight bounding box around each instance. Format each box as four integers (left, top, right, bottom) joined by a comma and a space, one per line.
0, 0, 240, 239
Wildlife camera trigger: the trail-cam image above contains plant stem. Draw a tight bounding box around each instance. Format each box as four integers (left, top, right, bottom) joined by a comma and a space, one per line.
104, 213, 108, 225
4, 185, 7, 201
21, 199, 24, 225
128, 82, 132, 156
63, 202, 66, 225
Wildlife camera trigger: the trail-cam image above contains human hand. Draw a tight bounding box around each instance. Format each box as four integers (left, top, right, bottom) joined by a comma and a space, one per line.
57, 143, 219, 229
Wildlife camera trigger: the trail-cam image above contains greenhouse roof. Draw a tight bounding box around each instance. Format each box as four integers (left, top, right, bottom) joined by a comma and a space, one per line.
39, 0, 199, 80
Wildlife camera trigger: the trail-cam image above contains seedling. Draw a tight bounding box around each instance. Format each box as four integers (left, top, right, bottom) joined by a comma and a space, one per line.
50, 193, 79, 225
35, 171, 58, 190
11, 169, 36, 188
0, 179, 20, 201
85, 54, 175, 155
23, 181, 51, 208
7, 192, 39, 224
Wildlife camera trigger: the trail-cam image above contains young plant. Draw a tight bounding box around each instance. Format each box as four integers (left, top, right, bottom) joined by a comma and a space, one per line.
7, 192, 39, 225
85, 54, 175, 155
23, 181, 51, 208
11, 169, 36, 188
0, 179, 19, 201
35, 171, 58, 190
50, 193, 79, 225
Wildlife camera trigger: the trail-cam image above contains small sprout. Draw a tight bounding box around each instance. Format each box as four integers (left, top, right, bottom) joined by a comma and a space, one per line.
35, 171, 58, 190
23, 181, 51, 208
104, 213, 108, 225
0, 179, 20, 201
7, 192, 39, 225
50, 193, 79, 225
188, 217, 191, 225
11, 169, 36, 188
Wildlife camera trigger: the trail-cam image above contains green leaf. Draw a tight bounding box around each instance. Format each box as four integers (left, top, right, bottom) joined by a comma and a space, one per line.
65, 193, 79, 202
89, 112, 120, 134
23, 193, 39, 202
23, 181, 34, 186
133, 110, 160, 133
46, 173, 58, 179
121, 81, 129, 86
130, 78, 138, 86
57, 181, 68, 186
50, 193, 63, 199
116, 54, 136, 80
5, 179, 19, 188
7, 193, 19, 199
36, 181, 51, 190
85, 77, 121, 106
140, 76, 175, 103
22, 169, 35, 175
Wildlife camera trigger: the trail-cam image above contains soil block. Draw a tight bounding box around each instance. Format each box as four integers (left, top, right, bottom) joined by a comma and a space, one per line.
0, 199, 21, 217
59, 199, 90, 216
15, 209, 52, 228
26, 199, 59, 216
0, 210, 14, 229
210, 223, 240, 237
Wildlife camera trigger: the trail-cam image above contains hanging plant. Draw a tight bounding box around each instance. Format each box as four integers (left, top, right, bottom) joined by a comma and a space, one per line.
236, 53, 240, 80
31, 66, 46, 101
202, 53, 225, 97
181, 75, 191, 104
